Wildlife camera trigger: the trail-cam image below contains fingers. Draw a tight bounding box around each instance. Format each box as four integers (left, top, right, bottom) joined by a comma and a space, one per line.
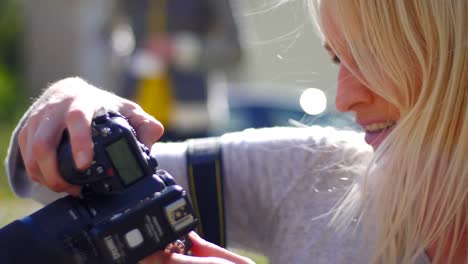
19, 101, 91, 193
33, 117, 69, 192
119, 102, 164, 148
18, 78, 96, 194
19, 108, 73, 192
139, 251, 235, 264
18, 114, 43, 184
66, 99, 96, 170
17, 77, 165, 196
139, 233, 255, 264
189, 233, 255, 264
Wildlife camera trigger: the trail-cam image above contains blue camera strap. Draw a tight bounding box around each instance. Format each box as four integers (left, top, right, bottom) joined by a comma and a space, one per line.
186, 137, 226, 247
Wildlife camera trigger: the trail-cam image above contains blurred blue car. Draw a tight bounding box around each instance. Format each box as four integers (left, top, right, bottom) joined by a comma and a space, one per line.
212, 86, 361, 135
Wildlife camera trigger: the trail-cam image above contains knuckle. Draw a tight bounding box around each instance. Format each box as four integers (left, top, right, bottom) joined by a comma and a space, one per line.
23, 156, 35, 170
65, 109, 87, 124
47, 179, 67, 192
52, 77, 85, 91
40, 103, 57, 113
29, 174, 40, 183
126, 101, 148, 117
133, 104, 146, 114
24, 158, 40, 177
29, 171, 42, 183
126, 100, 141, 111
30, 137, 51, 157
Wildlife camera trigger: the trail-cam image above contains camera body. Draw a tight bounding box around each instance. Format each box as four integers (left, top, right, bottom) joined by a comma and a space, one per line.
5, 111, 198, 264
58, 110, 159, 195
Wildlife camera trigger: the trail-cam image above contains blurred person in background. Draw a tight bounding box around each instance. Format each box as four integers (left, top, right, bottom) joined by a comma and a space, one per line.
115, 0, 242, 141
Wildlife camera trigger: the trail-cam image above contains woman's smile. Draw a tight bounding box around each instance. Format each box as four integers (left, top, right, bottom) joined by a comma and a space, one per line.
357, 120, 397, 148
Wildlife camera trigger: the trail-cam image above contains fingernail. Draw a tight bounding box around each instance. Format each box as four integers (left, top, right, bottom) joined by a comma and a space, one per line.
76, 151, 89, 169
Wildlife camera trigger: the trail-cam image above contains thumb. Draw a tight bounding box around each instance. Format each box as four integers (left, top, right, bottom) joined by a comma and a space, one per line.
138, 233, 255, 264
189, 233, 255, 264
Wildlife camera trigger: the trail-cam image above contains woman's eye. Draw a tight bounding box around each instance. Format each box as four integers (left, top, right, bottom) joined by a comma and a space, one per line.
323, 43, 341, 65
332, 55, 341, 64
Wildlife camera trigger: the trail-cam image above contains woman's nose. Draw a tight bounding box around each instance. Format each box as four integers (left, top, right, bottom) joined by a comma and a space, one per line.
335, 64, 373, 112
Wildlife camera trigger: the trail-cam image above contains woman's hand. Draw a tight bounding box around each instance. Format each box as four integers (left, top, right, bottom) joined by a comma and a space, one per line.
18, 77, 164, 195
140, 232, 255, 264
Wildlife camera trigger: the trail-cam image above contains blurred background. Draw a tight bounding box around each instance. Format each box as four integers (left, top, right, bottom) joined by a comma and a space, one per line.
0, 0, 359, 262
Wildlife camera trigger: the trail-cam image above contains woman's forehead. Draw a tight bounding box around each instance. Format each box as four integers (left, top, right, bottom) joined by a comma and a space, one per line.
320, 16, 344, 53
318, 1, 361, 56
319, 1, 342, 43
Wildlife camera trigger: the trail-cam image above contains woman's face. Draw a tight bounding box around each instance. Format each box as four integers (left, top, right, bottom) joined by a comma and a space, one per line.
321, 3, 400, 150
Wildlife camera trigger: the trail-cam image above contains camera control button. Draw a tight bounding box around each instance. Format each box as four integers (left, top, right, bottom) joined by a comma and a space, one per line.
103, 182, 112, 192
96, 165, 105, 175
125, 229, 144, 248
130, 127, 137, 136
93, 112, 109, 124
139, 143, 150, 154
100, 127, 112, 137
157, 170, 176, 186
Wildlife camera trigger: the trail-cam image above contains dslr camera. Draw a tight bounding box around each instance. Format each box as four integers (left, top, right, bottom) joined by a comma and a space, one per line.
0, 110, 198, 263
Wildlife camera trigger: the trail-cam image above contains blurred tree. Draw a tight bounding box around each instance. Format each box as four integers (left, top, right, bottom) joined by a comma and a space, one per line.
0, 0, 27, 199
0, 0, 27, 123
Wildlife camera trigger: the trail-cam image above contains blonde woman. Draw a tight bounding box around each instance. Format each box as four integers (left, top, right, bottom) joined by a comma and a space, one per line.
311, 0, 467, 263
5, 0, 466, 263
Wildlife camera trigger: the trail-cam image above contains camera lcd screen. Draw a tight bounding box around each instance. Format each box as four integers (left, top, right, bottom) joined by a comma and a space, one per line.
106, 138, 144, 186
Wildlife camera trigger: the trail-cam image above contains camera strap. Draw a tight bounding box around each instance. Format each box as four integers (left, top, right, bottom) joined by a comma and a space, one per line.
186, 137, 226, 247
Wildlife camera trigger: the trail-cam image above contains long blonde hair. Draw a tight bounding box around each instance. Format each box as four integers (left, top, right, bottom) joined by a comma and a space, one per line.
309, 1, 468, 263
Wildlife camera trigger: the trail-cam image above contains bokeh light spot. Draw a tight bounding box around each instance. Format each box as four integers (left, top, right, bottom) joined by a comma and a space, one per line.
299, 88, 327, 115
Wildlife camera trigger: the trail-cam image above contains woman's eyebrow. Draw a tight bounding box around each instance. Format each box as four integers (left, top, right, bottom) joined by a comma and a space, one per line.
323, 42, 332, 52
